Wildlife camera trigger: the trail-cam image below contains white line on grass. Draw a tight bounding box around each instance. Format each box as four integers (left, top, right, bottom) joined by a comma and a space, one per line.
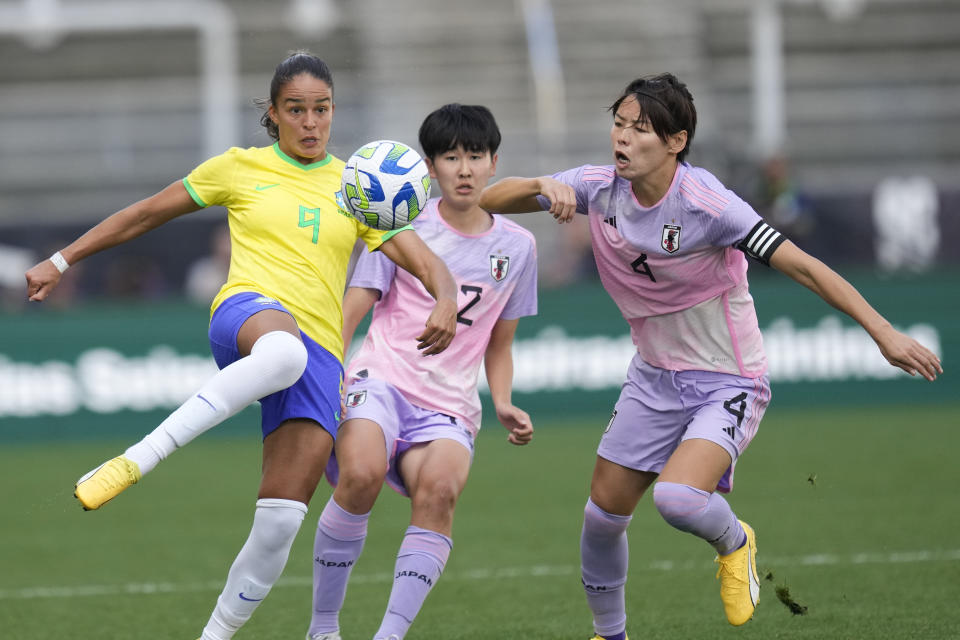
3, 549, 958, 601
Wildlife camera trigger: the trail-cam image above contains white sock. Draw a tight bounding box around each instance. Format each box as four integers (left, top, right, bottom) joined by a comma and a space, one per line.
200, 498, 308, 640
124, 331, 307, 474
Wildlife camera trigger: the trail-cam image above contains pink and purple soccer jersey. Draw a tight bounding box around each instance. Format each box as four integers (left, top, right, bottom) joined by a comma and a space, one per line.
537, 162, 784, 486
539, 162, 784, 378
345, 199, 538, 436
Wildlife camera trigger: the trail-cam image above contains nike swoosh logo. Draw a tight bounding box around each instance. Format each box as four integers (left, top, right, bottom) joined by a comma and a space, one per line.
255, 183, 279, 191
238, 592, 264, 602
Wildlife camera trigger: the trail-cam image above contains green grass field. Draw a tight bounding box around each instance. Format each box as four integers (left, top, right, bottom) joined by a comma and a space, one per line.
2, 404, 958, 639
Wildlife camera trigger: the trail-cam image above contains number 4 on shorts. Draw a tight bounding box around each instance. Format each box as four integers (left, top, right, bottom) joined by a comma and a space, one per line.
723, 392, 747, 427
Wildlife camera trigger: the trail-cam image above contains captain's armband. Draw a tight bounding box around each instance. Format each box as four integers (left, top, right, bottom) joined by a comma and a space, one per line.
736, 221, 786, 266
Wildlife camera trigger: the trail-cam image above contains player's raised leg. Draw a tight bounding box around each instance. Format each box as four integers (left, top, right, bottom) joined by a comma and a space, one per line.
655, 438, 759, 626
75, 309, 306, 510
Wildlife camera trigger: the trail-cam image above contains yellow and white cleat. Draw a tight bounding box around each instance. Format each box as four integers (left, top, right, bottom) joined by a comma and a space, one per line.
715, 519, 760, 625
74, 455, 141, 510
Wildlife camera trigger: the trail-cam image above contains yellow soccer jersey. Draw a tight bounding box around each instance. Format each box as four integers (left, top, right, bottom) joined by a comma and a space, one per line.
183, 143, 404, 362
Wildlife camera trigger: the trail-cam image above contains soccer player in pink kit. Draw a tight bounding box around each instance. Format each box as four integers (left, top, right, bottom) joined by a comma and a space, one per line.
306, 104, 538, 640
480, 73, 942, 638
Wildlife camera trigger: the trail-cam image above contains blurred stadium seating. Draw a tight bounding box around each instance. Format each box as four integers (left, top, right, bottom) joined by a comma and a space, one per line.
0, 0, 960, 291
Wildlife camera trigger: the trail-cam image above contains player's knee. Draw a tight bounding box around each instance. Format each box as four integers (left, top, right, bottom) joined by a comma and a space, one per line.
582, 497, 632, 539
253, 498, 307, 552
413, 477, 460, 516
652, 481, 709, 533
337, 464, 386, 505
252, 331, 308, 390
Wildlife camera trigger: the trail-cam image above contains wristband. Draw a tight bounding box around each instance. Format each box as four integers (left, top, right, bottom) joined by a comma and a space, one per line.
49, 251, 69, 274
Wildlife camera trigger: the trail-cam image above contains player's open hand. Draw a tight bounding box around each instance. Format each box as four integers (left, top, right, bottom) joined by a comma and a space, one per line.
875, 326, 943, 381
537, 177, 577, 223
417, 297, 457, 355
496, 403, 533, 445
25, 259, 62, 302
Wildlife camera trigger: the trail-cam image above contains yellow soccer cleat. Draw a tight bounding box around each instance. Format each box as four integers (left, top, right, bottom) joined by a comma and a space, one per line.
715, 520, 760, 626
74, 455, 141, 510
588, 635, 629, 640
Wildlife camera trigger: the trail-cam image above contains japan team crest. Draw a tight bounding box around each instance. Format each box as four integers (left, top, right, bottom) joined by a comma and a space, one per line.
661, 224, 681, 253
345, 390, 366, 408
490, 254, 510, 282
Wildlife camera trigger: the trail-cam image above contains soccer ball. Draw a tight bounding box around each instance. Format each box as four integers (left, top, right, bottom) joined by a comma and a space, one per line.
340, 139, 431, 230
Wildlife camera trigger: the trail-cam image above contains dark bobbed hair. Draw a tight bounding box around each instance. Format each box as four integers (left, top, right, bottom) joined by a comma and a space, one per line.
258, 51, 334, 141
418, 103, 502, 160
609, 73, 697, 163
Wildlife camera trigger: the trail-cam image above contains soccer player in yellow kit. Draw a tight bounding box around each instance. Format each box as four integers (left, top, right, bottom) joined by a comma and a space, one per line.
24, 52, 457, 640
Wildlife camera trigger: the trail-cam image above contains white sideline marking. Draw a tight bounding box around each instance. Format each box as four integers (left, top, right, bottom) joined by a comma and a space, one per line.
2, 549, 958, 601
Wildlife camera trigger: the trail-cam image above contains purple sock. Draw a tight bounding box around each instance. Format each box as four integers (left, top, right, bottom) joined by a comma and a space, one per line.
374, 526, 452, 639
581, 498, 632, 638
652, 481, 745, 555
308, 498, 369, 636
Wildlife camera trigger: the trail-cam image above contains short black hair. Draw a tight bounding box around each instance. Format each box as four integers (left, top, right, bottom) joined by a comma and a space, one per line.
418, 104, 502, 160
259, 51, 334, 140
609, 73, 697, 163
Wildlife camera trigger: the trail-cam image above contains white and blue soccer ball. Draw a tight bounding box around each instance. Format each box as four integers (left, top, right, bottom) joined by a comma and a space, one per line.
340, 139, 431, 231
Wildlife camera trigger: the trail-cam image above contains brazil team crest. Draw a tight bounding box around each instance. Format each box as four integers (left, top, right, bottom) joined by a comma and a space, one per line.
345, 391, 366, 408
334, 190, 353, 219
661, 224, 681, 253
490, 254, 510, 282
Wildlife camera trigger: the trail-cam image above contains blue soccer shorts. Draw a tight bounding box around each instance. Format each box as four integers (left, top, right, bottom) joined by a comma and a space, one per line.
208, 291, 343, 440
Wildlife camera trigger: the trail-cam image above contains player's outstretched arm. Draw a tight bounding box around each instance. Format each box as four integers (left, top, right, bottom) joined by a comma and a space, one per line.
485, 318, 533, 445
378, 229, 458, 355
769, 240, 943, 381
480, 176, 577, 222
25, 180, 200, 302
